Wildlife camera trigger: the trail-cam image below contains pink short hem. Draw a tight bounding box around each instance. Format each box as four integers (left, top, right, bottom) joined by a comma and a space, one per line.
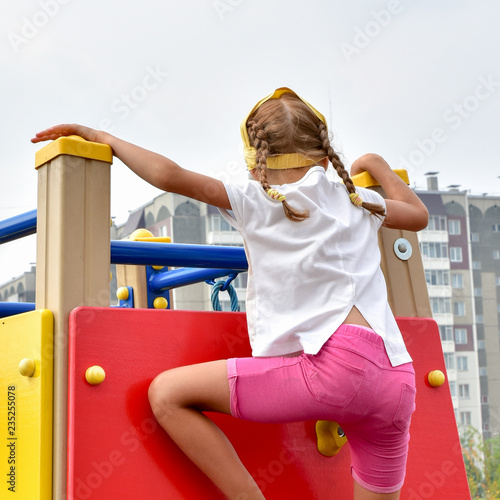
227, 357, 239, 418
351, 467, 404, 494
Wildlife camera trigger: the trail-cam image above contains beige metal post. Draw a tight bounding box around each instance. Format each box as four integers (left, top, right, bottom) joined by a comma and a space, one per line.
35, 136, 112, 500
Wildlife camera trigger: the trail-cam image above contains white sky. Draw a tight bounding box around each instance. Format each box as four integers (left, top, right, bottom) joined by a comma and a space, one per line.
1, 0, 499, 285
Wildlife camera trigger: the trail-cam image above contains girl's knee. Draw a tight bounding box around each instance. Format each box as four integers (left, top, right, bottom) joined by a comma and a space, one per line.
148, 370, 178, 420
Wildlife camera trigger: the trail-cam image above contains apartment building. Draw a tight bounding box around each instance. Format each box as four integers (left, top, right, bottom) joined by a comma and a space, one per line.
417, 174, 500, 439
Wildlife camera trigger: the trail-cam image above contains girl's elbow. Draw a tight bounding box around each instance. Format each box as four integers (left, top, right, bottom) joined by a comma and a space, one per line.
412, 206, 429, 231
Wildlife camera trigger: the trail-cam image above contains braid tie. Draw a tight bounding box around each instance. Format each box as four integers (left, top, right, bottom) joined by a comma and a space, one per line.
349, 192, 363, 207
267, 189, 286, 201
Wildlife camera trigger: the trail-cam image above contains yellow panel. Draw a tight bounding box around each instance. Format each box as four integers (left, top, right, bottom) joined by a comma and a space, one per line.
35, 135, 113, 169
0, 310, 53, 500
351, 168, 409, 188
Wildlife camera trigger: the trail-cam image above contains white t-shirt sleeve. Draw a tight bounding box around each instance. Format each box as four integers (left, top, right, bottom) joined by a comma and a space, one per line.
355, 186, 386, 229
218, 182, 245, 232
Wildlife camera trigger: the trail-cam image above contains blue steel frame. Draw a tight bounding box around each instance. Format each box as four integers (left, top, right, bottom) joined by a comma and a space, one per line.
0, 210, 249, 318
0, 209, 37, 244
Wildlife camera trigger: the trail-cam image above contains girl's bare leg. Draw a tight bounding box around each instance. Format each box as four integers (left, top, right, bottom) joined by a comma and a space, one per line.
353, 480, 400, 500
148, 360, 265, 500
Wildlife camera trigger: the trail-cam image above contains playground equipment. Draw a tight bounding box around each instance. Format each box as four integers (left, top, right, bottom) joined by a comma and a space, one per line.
0, 137, 471, 499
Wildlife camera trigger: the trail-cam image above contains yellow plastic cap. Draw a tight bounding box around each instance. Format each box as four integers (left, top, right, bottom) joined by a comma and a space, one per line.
116, 287, 130, 301
85, 365, 106, 385
19, 358, 36, 377
153, 297, 168, 309
129, 228, 171, 243
428, 370, 445, 387
35, 135, 113, 169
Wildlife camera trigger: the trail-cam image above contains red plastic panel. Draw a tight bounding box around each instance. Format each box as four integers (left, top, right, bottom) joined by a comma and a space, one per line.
67, 309, 470, 499
397, 317, 470, 499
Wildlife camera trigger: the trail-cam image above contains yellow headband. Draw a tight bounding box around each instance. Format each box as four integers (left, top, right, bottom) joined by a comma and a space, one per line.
241, 87, 328, 170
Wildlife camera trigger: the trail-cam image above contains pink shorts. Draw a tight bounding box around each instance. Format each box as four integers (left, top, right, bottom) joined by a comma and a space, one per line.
227, 324, 416, 494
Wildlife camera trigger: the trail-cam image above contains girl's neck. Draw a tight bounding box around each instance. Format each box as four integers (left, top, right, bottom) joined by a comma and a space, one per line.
265, 160, 327, 185
266, 166, 313, 185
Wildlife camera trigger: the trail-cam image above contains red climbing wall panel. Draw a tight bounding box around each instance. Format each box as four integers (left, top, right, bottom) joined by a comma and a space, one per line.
67, 308, 470, 499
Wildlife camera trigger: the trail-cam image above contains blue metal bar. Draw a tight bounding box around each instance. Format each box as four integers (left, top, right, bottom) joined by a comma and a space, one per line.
0, 302, 35, 318
149, 268, 242, 292
110, 241, 248, 270
0, 209, 37, 244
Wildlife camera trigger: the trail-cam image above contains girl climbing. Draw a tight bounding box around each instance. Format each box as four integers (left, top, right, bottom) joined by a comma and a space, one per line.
32, 87, 428, 500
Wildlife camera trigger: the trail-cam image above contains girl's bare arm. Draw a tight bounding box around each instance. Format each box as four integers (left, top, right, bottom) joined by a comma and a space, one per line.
32, 124, 231, 209
351, 153, 428, 231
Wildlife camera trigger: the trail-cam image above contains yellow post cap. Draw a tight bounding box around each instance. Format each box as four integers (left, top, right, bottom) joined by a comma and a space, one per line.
351, 168, 409, 188
35, 135, 113, 169
85, 365, 106, 385
19, 358, 37, 377
428, 370, 446, 387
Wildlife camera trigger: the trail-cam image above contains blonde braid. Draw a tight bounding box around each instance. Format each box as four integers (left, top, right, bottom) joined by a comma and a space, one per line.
318, 124, 385, 217
248, 120, 310, 222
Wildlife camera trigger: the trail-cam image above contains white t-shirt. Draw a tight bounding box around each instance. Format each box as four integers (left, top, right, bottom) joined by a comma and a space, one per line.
219, 166, 412, 367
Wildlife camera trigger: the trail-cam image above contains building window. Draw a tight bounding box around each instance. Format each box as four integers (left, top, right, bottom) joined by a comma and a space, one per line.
448, 219, 461, 235
496, 277, 500, 286
444, 353, 455, 370
426, 215, 447, 231
494, 250, 500, 260
457, 355, 468, 371
431, 297, 452, 315
450, 247, 463, 262
474, 287, 482, 297
472, 261, 481, 270
449, 381, 456, 397
451, 273, 463, 289
208, 214, 237, 232
459, 384, 470, 399
421, 242, 448, 259
455, 329, 468, 344
478, 340, 485, 349
482, 395, 489, 404
492, 224, 500, 232
484, 423, 490, 432
460, 412, 471, 426
232, 273, 248, 289
439, 325, 453, 341
470, 233, 479, 242
479, 367, 487, 376
454, 301, 466, 316
476, 314, 484, 324
425, 269, 450, 286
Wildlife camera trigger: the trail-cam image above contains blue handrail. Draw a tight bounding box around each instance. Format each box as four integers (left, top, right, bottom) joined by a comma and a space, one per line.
110, 241, 247, 270
0, 210, 249, 318
149, 267, 243, 292
0, 302, 35, 318
0, 210, 37, 244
